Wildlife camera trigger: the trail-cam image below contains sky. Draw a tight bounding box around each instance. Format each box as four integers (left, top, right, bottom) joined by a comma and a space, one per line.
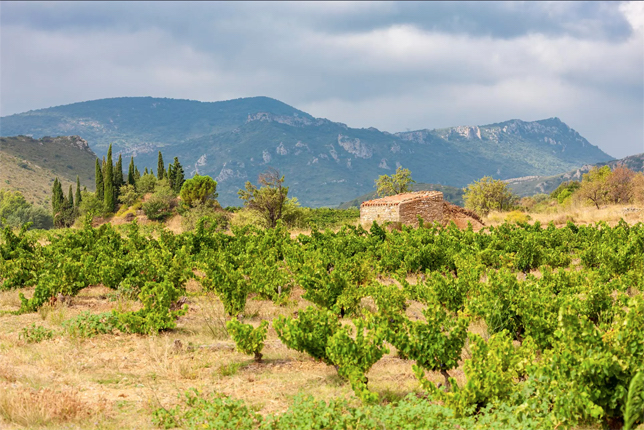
1, 1, 643, 158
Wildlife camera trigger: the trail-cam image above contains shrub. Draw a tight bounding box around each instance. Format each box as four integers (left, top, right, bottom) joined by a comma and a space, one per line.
181, 203, 230, 232
226, 319, 269, 362
180, 175, 218, 207
19, 324, 54, 343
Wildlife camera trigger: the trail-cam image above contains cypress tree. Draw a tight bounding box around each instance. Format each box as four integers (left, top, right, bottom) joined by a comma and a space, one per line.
67, 185, 74, 210
75, 176, 82, 207
52, 178, 64, 221
95, 159, 104, 201
104, 144, 115, 213
157, 151, 165, 180
168, 163, 175, 190
114, 154, 124, 202
134, 166, 141, 182
128, 157, 136, 186
115, 154, 124, 187
172, 157, 185, 194
144, 167, 149, 176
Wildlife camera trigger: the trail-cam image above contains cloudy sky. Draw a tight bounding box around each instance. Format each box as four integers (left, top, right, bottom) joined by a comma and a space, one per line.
2, 1, 643, 157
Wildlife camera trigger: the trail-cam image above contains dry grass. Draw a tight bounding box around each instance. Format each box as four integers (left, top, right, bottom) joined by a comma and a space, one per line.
0, 387, 104, 428
0, 278, 487, 428
485, 203, 644, 227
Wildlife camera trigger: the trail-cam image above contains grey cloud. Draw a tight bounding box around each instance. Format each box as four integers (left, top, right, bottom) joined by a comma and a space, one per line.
0, 1, 642, 158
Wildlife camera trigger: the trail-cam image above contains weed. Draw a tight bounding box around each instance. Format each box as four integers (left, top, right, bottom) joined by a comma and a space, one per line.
19, 323, 54, 343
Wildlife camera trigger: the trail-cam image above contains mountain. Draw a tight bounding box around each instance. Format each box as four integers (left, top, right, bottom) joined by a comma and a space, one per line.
0, 97, 614, 207
338, 183, 465, 209
506, 153, 644, 197
0, 135, 96, 208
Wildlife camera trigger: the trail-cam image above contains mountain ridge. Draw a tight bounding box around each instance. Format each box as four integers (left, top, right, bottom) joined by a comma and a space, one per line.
0, 96, 614, 207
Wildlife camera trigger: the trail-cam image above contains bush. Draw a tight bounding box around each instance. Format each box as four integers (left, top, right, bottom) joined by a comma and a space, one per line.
143, 186, 174, 221
181, 203, 230, 231
180, 175, 218, 207
118, 184, 140, 208
136, 173, 158, 194
19, 323, 54, 343
226, 319, 269, 361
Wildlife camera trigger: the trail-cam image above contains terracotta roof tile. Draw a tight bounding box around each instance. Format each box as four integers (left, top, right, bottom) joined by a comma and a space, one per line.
361, 191, 443, 207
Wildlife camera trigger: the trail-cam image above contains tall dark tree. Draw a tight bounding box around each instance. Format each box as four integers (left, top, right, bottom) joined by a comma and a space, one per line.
144, 167, 149, 175
75, 176, 82, 207
172, 157, 185, 194
134, 166, 141, 182
128, 157, 136, 186
51, 178, 64, 221
104, 144, 115, 213
168, 163, 175, 190
157, 151, 165, 180
95, 159, 104, 201
114, 154, 124, 202
67, 185, 74, 209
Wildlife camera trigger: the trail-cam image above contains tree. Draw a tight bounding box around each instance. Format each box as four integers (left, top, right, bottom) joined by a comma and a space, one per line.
167, 163, 175, 190
171, 157, 185, 194
606, 166, 635, 204
67, 185, 74, 211
136, 173, 158, 194
238, 168, 289, 228
0, 190, 53, 230
180, 175, 218, 207
104, 144, 115, 213
463, 176, 518, 216
75, 176, 82, 207
157, 151, 165, 180
51, 178, 64, 222
128, 157, 136, 186
578, 166, 611, 209
114, 154, 124, 202
95, 159, 104, 202
134, 166, 141, 182
375, 166, 415, 197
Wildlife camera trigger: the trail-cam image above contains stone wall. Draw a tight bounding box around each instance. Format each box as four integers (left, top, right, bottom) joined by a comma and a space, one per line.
359, 191, 444, 228
360, 203, 400, 227
399, 194, 443, 227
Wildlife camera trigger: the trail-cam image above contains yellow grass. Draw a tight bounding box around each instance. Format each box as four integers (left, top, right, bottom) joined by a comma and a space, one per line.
485, 203, 644, 227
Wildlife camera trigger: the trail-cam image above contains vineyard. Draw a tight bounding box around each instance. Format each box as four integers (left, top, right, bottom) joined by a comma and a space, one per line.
1, 216, 644, 429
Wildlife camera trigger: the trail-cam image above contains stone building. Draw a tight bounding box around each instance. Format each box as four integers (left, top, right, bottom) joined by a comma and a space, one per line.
360, 191, 444, 228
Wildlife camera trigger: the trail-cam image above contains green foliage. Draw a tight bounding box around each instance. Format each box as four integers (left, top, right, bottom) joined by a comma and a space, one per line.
157, 151, 165, 180
95, 158, 104, 201
104, 144, 115, 213
136, 173, 158, 194
181, 203, 230, 232
375, 165, 415, 197
326, 317, 389, 403
153, 390, 548, 430
152, 389, 261, 430
273, 306, 341, 365
118, 184, 140, 208
0, 189, 53, 230
464, 176, 518, 216
19, 323, 54, 343
421, 331, 535, 417
226, 319, 269, 361
624, 372, 644, 430
180, 175, 218, 207
62, 311, 119, 337
142, 185, 174, 221
238, 169, 288, 228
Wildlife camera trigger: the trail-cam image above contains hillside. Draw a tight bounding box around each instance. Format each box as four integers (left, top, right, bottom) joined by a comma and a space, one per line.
0, 135, 96, 208
338, 183, 465, 209
0, 97, 614, 207
506, 152, 644, 197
